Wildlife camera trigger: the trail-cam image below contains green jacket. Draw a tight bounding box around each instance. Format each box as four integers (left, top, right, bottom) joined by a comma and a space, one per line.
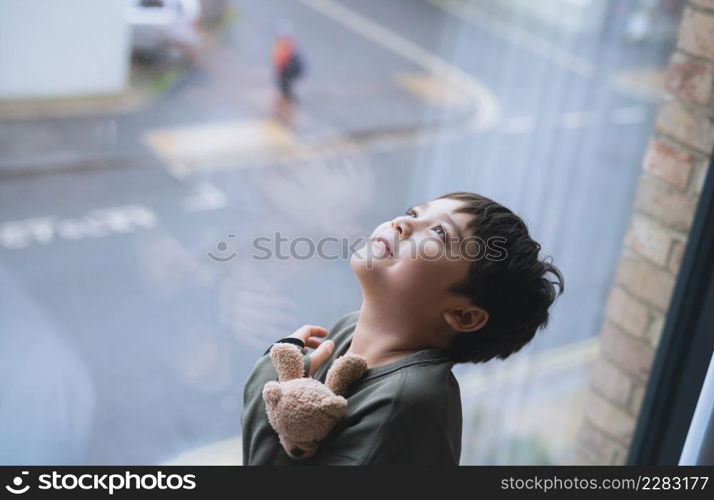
241, 311, 462, 465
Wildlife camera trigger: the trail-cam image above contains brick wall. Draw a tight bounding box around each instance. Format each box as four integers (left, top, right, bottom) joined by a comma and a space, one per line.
572, 0, 714, 465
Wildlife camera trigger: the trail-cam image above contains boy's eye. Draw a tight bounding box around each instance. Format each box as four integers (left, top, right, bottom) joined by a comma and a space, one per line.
406, 207, 448, 242
433, 225, 447, 242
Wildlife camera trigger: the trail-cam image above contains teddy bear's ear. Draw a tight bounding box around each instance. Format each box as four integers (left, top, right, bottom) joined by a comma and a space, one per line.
321, 395, 347, 419
262, 381, 282, 407
325, 354, 368, 396
269, 343, 305, 381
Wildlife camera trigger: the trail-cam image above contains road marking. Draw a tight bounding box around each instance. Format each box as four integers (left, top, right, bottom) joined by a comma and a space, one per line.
0, 205, 157, 250
395, 73, 470, 107
181, 181, 228, 213
299, 0, 501, 132
610, 67, 665, 101
0, 216, 55, 247
422, 0, 595, 79
162, 436, 243, 465
611, 106, 647, 125
144, 119, 301, 177
494, 107, 648, 135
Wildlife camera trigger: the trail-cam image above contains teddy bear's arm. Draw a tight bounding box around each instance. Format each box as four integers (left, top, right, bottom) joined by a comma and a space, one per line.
325, 354, 368, 395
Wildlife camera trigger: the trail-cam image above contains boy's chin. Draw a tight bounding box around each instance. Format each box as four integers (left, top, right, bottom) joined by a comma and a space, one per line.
350, 247, 390, 274
350, 255, 389, 293
349, 252, 371, 275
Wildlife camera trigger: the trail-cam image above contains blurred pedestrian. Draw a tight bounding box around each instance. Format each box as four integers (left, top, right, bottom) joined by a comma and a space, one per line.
272, 21, 304, 122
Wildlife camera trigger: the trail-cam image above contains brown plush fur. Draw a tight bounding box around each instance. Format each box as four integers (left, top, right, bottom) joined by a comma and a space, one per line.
263, 343, 368, 459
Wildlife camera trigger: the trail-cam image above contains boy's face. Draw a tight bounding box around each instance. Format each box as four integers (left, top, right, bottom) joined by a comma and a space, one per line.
351, 198, 474, 315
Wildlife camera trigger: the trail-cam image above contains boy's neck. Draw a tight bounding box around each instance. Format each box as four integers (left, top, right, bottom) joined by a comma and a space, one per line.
347, 299, 441, 369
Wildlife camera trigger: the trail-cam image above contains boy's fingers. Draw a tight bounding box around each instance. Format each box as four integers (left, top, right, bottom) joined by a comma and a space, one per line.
308, 340, 335, 377
290, 325, 328, 342
305, 337, 324, 349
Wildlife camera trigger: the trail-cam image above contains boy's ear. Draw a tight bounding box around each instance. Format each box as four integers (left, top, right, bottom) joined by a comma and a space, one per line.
443, 306, 489, 333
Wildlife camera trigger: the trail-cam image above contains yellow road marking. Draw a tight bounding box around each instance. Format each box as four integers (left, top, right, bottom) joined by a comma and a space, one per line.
610, 67, 666, 101
144, 119, 301, 177
396, 73, 470, 107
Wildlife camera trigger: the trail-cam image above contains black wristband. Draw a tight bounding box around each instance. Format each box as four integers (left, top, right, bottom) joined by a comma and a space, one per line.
263, 337, 306, 355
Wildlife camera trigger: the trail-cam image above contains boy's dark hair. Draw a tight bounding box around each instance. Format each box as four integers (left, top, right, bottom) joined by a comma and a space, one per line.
439, 192, 564, 364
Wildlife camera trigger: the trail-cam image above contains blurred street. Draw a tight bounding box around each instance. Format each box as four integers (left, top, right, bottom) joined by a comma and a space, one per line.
0, 0, 682, 464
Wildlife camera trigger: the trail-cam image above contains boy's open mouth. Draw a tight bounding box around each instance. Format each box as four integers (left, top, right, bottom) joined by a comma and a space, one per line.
372, 236, 393, 258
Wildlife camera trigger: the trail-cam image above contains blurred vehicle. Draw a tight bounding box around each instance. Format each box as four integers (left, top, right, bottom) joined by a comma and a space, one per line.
125, 0, 202, 61
199, 0, 229, 28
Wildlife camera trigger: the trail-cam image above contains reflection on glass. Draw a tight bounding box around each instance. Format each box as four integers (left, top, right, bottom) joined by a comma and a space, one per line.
0, 0, 684, 464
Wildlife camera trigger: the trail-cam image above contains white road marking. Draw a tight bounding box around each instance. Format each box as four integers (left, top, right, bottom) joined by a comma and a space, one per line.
181, 182, 228, 213
611, 106, 647, 125
299, 0, 501, 133
422, 0, 595, 78
0, 217, 56, 248
0, 205, 158, 250
493, 106, 649, 135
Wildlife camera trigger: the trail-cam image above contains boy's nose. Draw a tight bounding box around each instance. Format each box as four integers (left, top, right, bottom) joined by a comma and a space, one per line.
391, 218, 412, 238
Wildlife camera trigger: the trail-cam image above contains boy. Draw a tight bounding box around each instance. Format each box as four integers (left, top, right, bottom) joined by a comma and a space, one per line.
241, 192, 564, 465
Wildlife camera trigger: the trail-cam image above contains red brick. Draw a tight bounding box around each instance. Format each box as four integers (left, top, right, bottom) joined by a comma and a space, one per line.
678, 8, 714, 60
605, 286, 651, 337
668, 238, 687, 275
665, 52, 714, 105
600, 321, 655, 382
692, 160, 710, 196
642, 138, 694, 190
616, 253, 676, 310
645, 313, 666, 349
590, 356, 634, 407
585, 391, 636, 444
576, 419, 627, 465
656, 99, 714, 155
625, 214, 673, 267
628, 381, 648, 417
635, 175, 698, 233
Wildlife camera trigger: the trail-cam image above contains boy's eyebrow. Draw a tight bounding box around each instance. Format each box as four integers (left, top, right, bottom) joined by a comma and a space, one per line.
415, 202, 464, 241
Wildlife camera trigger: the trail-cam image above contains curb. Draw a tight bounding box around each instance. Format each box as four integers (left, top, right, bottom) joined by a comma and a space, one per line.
0, 153, 160, 181
0, 88, 152, 122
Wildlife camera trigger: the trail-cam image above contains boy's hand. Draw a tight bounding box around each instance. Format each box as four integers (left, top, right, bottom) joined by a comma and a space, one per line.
288, 325, 335, 377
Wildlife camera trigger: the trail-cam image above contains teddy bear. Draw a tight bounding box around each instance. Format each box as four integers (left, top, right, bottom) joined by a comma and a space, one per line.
262, 342, 368, 460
